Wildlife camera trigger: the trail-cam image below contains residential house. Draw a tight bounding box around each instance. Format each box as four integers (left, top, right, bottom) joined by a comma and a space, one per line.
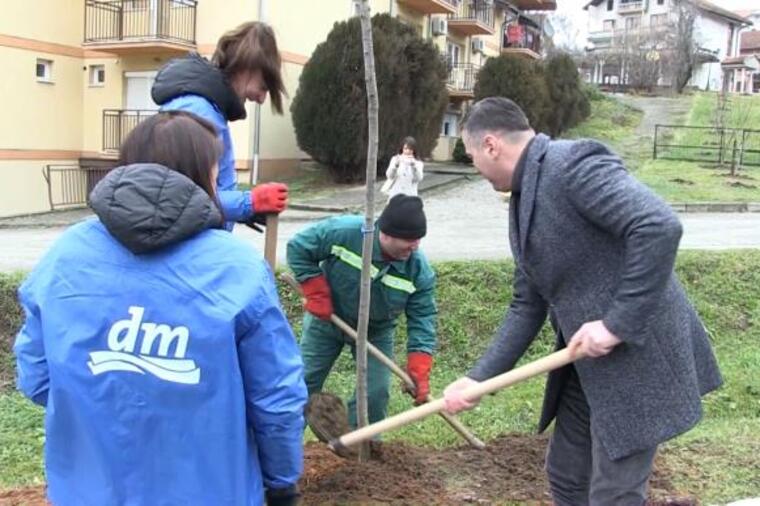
739, 11, 760, 92
583, 0, 752, 93
734, 9, 760, 28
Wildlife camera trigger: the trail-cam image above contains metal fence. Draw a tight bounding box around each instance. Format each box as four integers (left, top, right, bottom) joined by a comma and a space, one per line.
653, 124, 760, 167
447, 63, 479, 93
43, 165, 113, 210
84, 0, 197, 44
103, 109, 157, 151
448, 1, 494, 29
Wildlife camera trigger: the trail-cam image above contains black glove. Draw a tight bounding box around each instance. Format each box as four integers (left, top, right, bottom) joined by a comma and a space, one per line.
243, 213, 267, 233
266, 485, 300, 506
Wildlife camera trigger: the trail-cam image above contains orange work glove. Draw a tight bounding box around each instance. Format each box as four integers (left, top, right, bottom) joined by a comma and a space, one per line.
251, 182, 288, 214
406, 352, 433, 405
300, 275, 333, 320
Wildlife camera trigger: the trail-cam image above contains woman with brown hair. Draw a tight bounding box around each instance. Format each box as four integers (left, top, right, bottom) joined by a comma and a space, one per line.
382, 136, 425, 200
152, 21, 289, 230
14, 111, 307, 506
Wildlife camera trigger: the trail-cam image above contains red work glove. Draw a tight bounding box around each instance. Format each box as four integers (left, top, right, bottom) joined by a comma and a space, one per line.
251, 182, 288, 214
300, 275, 333, 320
406, 352, 433, 405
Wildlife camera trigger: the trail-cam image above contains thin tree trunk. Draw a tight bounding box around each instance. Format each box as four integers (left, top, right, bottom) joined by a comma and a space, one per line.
355, 0, 379, 462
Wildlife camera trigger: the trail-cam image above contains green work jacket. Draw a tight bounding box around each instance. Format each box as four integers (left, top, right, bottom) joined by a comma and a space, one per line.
286, 215, 437, 354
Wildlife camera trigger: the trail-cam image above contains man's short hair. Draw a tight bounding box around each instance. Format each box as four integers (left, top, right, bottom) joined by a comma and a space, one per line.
462, 97, 531, 140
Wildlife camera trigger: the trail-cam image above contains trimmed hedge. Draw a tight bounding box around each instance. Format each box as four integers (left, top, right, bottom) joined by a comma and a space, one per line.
291, 14, 448, 182
474, 52, 590, 137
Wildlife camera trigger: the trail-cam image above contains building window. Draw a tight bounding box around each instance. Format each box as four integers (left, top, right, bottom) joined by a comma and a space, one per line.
441, 113, 459, 137
607, 0, 614, 11
446, 41, 461, 66
36, 58, 53, 83
624, 16, 641, 30
657, 0, 665, 5
603, 19, 616, 31
650, 14, 667, 27
89, 65, 105, 86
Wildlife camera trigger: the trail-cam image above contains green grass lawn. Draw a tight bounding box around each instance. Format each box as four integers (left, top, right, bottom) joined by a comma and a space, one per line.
1, 252, 759, 502
687, 92, 760, 128
641, 92, 760, 202
634, 159, 760, 203
563, 93, 644, 148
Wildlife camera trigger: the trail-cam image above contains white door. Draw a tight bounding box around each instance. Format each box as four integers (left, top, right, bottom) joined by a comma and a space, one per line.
125, 71, 159, 111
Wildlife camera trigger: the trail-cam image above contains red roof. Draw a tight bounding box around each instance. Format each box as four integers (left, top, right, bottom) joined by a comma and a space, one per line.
742, 30, 760, 52
733, 10, 758, 19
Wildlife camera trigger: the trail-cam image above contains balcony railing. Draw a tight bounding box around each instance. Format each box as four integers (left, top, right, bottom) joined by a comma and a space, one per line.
588, 25, 670, 48
397, 0, 457, 15
448, 1, 495, 35
509, 0, 557, 10
618, 0, 644, 13
502, 23, 542, 58
84, 0, 197, 45
103, 109, 158, 151
43, 165, 114, 210
446, 63, 479, 96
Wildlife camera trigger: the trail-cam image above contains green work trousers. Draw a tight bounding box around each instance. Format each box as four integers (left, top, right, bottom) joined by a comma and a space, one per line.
301, 313, 395, 427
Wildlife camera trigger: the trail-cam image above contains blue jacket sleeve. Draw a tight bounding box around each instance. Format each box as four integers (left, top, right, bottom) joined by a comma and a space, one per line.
236, 263, 307, 489
160, 95, 252, 224
14, 276, 49, 406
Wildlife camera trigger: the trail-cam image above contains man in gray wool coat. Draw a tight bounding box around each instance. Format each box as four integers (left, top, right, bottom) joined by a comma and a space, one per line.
443, 97, 722, 505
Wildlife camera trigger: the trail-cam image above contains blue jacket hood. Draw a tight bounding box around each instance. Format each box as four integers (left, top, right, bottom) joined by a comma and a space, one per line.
152, 52, 247, 121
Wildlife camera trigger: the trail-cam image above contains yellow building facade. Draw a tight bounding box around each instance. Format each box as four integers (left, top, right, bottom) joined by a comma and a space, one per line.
0, 0, 554, 217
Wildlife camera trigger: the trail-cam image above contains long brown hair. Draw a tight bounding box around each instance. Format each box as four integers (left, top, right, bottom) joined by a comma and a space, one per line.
399, 136, 419, 159
212, 21, 286, 114
117, 111, 223, 203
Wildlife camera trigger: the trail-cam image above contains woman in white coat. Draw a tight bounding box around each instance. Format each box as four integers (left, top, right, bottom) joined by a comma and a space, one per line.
383, 136, 424, 200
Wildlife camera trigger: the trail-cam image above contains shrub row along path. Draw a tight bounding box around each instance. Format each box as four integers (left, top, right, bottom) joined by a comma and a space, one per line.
1, 179, 760, 272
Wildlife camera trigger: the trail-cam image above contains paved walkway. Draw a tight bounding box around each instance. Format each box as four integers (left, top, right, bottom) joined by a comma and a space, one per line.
0, 163, 476, 228
617, 94, 692, 139
3, 179, 760, 272
613, 94, 693, 168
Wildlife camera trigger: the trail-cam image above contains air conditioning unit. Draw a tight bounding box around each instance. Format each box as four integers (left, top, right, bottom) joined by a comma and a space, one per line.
432, 18, 447, 36
472, 38, 485, 53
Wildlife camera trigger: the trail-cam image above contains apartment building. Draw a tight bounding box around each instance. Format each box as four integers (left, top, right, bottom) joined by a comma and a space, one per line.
584, 0, 751, 93
426, 0, 556, 159
0, 0, 555, 218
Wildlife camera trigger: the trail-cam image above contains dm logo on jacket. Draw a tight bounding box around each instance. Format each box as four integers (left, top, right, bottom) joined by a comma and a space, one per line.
87, 306, 201, 385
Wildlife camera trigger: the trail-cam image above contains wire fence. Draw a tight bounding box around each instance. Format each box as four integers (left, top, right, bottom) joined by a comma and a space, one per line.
653, 124, 760, 168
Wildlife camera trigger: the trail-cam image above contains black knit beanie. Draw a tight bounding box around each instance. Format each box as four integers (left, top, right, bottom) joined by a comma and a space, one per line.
377, 194, 427, 239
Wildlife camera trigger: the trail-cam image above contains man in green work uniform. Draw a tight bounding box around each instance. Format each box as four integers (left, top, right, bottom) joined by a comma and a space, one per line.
286, 194, 437, 426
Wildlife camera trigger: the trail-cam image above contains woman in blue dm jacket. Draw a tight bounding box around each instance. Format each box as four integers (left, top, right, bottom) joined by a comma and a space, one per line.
14, 111, 306, 506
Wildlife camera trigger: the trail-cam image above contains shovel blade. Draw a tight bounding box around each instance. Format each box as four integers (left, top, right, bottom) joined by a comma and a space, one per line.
305, 392, 357, 459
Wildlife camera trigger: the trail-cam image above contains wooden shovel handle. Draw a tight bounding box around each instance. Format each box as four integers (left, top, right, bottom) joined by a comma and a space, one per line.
264, 214, 279, 271
331, 347, 582, 450
280, 273, 486, 449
